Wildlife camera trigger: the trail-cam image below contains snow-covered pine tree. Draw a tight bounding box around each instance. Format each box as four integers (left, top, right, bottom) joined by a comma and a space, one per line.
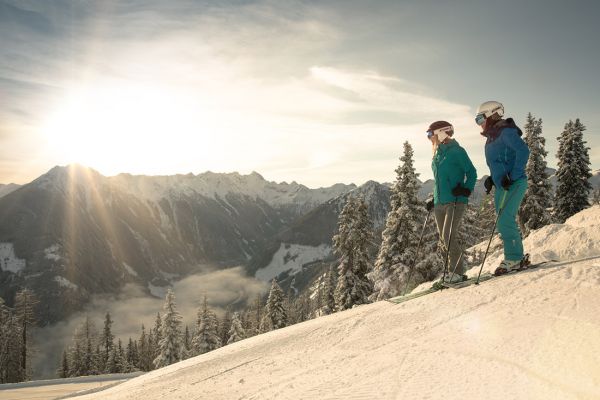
554, 119, 592, 222
152, 312, 162, 361
100, 312, 114, 372
227, 312, 246, 344
369, 142, 422, 300
154, 289, 184, 368
333, 196, 374, 309
0, 300, 23, 383
116, 339, 127, 372
69, 340, 84, 377
519, 113, 552, 235
81, 316, 99, 375
137, 324, 153, 371
261, 279, 288, 331
191, 296, 222, 356
183, 325, 191, 359
320, 265, 336, 315
219, 307, 232, 346
126, 338, 139, 371
14, 288, 38, 381
59, 350, 69, 378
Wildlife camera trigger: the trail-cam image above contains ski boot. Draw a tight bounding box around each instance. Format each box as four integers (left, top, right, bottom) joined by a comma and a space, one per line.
493, 254, 530, 276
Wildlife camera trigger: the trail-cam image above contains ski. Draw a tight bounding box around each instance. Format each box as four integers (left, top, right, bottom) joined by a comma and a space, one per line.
441, 273, 494, 289
386, 287, 440, 304
387, 257, 584, 305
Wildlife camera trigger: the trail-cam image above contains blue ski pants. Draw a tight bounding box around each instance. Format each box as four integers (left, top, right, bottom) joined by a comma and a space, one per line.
494, 177, 528, 261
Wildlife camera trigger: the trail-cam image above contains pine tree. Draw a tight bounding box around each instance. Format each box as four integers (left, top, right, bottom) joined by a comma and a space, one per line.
154, 289, 184, 368
14, 288, 38, 381
183, 325, 191, 359
138, 324, 153, 371
100, 312, 114, 372
519, 113, 552, 234
227, 312, 246, 344
126, 338, 139, 371
219, 307, 233, 346
0, 301, 22, 383
152, 312, 162, 361
70, 340, 84, 377
191, 296, 221, 356
260, 279, 288, 331
116, 339, 127, 372
59, 350, 69, 378
369, 142, 423, 300
320, 265, 337, 315
105, 344, 118, 373
555, 119, 592, 222
333, 196, 374, 309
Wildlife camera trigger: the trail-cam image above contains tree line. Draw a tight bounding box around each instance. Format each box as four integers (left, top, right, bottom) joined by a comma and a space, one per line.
340, 114, 595, 304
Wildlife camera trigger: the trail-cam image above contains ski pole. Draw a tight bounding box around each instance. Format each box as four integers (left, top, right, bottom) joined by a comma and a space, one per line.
441, 199, 458, 285
402, 209, 432, 296
475, 189, 511, 284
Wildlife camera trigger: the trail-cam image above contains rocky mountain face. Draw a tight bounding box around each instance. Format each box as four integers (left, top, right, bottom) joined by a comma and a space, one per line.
0, 165, 354, 323
248, 181, 391, 295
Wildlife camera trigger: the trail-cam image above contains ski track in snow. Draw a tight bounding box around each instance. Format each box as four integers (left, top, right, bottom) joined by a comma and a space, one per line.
70, 207, 600, 400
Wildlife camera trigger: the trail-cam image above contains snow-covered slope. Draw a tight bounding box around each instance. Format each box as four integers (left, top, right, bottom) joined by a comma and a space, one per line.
72, 207, 600, 400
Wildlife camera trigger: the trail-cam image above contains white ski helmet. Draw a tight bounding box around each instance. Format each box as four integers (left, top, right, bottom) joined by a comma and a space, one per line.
475, 101, 504, 125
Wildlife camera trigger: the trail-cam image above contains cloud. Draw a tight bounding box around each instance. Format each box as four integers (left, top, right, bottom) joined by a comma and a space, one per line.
32, 266, 268, 379
0, 0, 489, 188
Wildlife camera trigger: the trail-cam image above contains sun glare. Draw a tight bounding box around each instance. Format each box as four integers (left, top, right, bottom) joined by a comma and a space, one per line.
42, 84, 224, 175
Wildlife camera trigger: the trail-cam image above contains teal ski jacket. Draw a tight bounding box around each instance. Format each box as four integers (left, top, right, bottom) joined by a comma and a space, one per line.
432, 139, 477, 205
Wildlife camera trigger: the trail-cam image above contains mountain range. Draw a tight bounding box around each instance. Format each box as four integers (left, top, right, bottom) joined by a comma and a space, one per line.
0, 165, 598, 324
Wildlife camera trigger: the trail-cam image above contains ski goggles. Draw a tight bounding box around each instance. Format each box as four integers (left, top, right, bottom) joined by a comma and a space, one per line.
475, 113, 487, 126
426, 130, 435, 139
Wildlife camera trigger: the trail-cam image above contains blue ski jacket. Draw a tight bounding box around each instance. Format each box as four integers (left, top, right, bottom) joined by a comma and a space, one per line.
483, 118, 530, 187
432, 139, 477, 205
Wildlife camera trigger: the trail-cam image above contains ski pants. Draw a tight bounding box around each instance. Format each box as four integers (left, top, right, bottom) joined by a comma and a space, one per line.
434, 202, 466, 275
495, 177, 528, 261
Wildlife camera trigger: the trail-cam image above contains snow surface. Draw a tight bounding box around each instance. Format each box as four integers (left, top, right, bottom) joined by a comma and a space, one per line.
71, 207, 600, 400
45, 244, 61, 261
0, 242, 26, 273
0, 372, 144, 400
255, 243, 331, 281
54, 276, 78, 290
122, 262, 138, 277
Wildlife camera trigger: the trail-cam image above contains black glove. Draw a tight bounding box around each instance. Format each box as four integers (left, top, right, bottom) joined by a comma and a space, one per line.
484, 176, 495, 194
501, 174, 513, 190
451, 185, 471, 197
425, 198, 434, 212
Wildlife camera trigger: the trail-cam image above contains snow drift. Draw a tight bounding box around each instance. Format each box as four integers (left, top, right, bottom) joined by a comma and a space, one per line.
72, 207, 600, 400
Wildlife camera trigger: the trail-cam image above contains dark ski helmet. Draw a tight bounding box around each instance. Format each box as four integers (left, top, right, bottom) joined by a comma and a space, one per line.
426, 121, 454, 141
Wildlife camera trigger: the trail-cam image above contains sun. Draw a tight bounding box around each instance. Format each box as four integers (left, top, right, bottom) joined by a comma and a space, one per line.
42, 83, 221, 175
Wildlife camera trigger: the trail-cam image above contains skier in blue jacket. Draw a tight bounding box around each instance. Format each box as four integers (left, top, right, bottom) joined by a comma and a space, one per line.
475, 101, 530, 275
426, 121, 477, 283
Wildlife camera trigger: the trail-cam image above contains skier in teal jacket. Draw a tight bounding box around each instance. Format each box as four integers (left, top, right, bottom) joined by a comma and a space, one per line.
475, 101, 530, 275
426, 121, 477, 283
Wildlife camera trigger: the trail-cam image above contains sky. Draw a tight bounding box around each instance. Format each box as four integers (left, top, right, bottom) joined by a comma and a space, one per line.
1, 0, 599, 187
